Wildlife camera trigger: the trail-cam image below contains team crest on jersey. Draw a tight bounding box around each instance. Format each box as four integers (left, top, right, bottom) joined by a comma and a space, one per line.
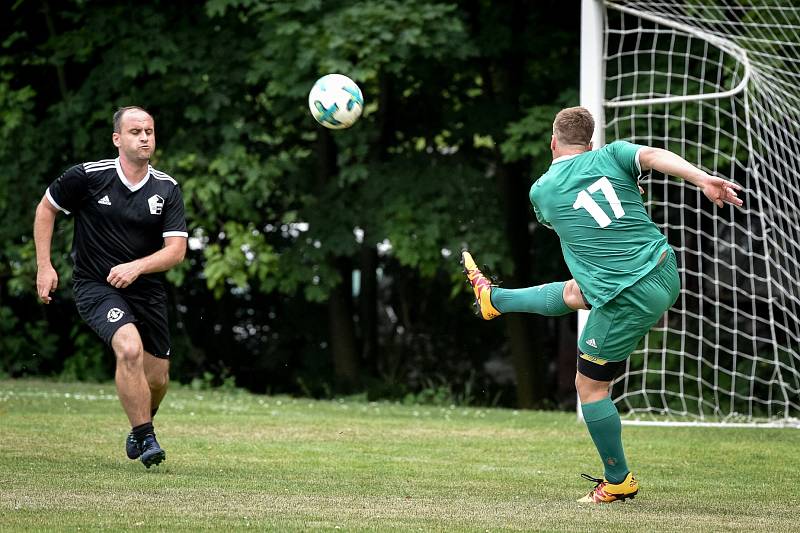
148, 194, 164, 215
107, 308, 124, 323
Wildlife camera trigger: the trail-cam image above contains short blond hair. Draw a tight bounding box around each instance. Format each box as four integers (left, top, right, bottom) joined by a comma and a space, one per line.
553, 106, 594, 146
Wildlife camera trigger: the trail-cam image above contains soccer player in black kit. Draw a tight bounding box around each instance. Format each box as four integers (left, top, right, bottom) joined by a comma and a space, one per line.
34, 106, 187, 468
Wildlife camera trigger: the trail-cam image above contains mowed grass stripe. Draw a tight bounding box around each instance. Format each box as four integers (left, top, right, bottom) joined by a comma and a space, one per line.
1, 380, 797, 531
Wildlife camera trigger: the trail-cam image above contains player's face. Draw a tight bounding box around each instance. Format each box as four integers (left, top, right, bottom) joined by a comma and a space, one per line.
113, 110, 156, 163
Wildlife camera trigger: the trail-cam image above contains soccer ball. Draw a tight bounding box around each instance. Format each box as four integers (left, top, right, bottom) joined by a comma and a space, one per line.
308, 74, 364, 129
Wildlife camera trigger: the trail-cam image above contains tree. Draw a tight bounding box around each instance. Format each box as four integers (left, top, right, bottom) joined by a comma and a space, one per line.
0, 0, 583, 407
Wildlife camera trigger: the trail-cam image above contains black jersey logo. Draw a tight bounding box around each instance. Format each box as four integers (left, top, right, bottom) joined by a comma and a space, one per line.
148, 194, 164, 215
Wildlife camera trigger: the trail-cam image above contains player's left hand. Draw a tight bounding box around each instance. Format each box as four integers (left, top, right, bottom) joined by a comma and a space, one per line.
702, 176, 743, 208
107, 261, 143, 289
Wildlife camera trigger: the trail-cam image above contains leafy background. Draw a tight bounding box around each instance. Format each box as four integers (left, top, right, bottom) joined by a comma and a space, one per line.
0, 0, 582, 408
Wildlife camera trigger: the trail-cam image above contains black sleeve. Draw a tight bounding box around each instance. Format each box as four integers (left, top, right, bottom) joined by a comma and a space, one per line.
161, 184, 188, 238
46, 164, 88, 215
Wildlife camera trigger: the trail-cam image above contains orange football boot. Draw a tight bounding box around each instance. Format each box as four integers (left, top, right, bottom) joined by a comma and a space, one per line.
461, 250, 501, 320
577, 472, 639, 503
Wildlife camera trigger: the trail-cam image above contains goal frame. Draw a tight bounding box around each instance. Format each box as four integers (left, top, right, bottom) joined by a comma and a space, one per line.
577, 0, 799, 429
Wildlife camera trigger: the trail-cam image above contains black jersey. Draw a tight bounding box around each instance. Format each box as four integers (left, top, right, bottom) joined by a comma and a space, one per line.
46, 157, 188, 293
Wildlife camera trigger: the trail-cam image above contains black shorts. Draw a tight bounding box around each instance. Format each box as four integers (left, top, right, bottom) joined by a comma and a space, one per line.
74, 280, 171, 358
577, 353, 626, 382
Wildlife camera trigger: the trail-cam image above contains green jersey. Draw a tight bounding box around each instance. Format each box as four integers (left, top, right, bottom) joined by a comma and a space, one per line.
530, 141, 670, 307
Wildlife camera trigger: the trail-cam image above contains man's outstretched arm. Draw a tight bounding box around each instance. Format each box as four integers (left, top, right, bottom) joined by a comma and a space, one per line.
639, 147, 744, 208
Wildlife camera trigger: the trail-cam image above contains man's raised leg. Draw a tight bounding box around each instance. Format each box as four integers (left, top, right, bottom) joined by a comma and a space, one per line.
112, 324, 165, 468
492, 278, 588, 315
462, 249, 589, 319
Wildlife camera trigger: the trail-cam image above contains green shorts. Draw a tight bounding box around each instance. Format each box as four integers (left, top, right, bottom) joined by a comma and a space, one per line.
578, 248, 680, 363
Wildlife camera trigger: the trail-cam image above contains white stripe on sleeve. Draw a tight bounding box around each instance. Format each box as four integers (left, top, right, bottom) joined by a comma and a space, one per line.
163, 231, 189, 238
634, 147, 643, 174
46, 188, 71, 215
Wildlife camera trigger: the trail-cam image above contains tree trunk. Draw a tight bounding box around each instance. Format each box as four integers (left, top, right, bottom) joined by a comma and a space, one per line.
329, 258, 360, 389
496, 159, 544, 408
475, 0, 544, 408
317, 128, 360, 390
358, 71, 394, 376
557, 317, 578, 408
42, 1, 69, 101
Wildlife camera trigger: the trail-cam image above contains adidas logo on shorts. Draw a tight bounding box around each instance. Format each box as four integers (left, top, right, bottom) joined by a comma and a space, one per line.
586, 338, 598, 348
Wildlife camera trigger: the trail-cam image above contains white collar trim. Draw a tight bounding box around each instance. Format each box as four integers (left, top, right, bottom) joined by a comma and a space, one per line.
552, 153, 582, 164
115, 157, 151, 192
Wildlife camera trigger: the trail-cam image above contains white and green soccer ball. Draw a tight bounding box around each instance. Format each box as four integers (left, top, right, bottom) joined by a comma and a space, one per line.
308, 74, 364, 129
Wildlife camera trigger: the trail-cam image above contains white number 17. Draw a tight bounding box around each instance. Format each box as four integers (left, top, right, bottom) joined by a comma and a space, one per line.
572, 177, 626, 228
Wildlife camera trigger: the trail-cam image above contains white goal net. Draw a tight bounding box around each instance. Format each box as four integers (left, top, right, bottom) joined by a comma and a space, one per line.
599, 0, 800, 427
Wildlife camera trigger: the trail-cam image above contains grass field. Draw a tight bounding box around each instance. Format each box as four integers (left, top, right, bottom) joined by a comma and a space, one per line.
1, 380, 797, 531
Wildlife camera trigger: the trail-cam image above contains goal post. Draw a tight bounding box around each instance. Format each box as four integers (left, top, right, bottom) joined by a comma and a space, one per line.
577, 0, 605, 422
579, 0, 800, 428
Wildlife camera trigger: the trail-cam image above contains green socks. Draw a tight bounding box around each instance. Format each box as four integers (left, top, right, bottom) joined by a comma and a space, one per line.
581, 397, 629, 484
490, 281, 572, 315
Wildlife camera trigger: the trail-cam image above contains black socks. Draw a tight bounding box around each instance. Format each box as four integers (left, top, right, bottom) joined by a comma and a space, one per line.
132, 421, 154, 442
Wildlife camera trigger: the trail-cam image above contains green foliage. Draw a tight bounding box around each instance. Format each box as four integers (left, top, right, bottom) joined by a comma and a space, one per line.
401, 370, 491, 407
190, 370, 239, 392
502, 105, 562, 162
0, 306, 58, 376
59, 326, 108, 382
202, 221, 279, 298
0, 0, 581, 405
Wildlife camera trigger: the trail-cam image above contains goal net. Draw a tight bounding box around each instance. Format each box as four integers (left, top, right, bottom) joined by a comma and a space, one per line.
600, 0, 800, 427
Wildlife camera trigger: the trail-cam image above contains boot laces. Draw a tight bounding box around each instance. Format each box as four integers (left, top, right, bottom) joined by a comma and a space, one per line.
581, 473, 605, 487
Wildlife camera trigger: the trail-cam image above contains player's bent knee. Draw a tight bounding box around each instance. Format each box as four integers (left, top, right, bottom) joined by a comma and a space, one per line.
111, 324, 144, 364
575, 370, 609, 389
112, 335, 143, 366
114, 343, 143, 366
575, 371, 611, 403
564, 280, 589, 311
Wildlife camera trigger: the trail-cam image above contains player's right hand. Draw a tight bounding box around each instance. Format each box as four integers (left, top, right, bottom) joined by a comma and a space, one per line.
702, 175, 744, 208
36, 264, 58, 304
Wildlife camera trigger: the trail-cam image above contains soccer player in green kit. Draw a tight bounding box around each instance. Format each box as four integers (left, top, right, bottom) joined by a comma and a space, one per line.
462, 106, 743, 503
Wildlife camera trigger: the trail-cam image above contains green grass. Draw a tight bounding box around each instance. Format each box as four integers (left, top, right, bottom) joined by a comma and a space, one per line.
0, 380, 797, 531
